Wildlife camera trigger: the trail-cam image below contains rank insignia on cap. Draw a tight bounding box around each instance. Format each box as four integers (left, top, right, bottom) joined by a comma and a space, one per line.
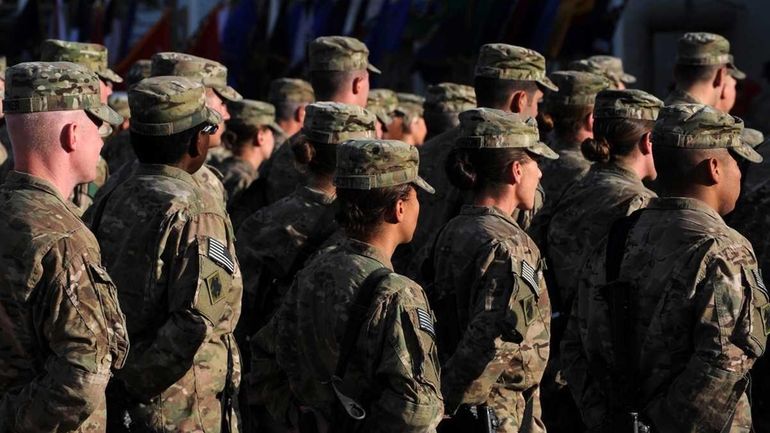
521, 260, 540, 295
208, 237, 235, 274
416, 308, 435, 338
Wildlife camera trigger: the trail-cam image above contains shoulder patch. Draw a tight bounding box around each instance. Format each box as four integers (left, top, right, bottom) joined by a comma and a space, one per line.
521, 259, 540, 294
416, 308, 435, 338
207, 237, 235, 274
754, 268, 767, 296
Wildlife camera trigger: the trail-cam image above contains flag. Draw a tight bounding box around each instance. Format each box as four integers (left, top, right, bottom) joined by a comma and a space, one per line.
187, 2, 226, 61
114, 7, 172, 77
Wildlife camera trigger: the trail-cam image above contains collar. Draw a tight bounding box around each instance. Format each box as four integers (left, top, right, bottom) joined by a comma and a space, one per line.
341, 237, 394, 271
648, 196, 724, 224
296, 185, 336, 205
4, 170, 79, 214
459, 204, 519, 227
593, 161, 642, 182
136, 163, 197, 185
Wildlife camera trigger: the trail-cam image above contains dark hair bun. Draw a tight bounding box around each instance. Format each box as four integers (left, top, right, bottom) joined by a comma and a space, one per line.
446, 148, 478, 190
292, 139, 315, 165
581, 137, 611, 163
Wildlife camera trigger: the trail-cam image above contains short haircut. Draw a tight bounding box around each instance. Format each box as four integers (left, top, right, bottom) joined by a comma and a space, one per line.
309, 70, 359, 100
273, 101, 304, 122
131, 124, 205, 165
673, 64, 721, 89
424, 112, 459, 139
653, 146, 731, 190
473, 76, 539, 109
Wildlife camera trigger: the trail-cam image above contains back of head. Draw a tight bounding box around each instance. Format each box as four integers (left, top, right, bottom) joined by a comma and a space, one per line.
581, 89, 662, 163
40, 39, 123, 84
674, 32, 745, 88
541, 70, 609, 135
150, 52, 242, 102
424, 82, 476, 136
268, 78, 314, 121
567, 55, 636, 89
225, 99, 281, 151
308, 36, 379, 101
126, 59, 152, 88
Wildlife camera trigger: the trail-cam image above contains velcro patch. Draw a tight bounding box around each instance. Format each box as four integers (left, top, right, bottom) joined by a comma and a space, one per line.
208, 237, 235, 274
521, 260, 540, 294
416, 308, 435, 338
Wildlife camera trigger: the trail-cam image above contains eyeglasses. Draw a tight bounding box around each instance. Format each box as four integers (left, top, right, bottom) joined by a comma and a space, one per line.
202, 123, 219, 135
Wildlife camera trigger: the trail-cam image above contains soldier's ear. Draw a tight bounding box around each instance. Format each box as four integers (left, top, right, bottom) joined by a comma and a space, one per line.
713, 66, 727, 89
510, 90, 527, 114
61, 122, 78, 153
296, 104, 307, 123
639, 132, 653, 155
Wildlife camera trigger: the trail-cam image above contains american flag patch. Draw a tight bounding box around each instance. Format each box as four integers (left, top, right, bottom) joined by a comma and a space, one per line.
754, 269, 767, 296
208, 237, 235, 275
416, 308, 435, 338
521, 260, 540, 294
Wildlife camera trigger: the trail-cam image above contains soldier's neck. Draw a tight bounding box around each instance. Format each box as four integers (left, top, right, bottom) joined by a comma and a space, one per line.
474, 186, 519, 217
682, 84, 718, 107
14, 156, 79, 199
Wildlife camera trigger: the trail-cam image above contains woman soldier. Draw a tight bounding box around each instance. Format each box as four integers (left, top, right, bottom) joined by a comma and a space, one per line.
428, 108, 558, 433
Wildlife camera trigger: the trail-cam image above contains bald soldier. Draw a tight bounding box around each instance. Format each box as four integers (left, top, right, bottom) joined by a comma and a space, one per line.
567, 55, 637, 90
0, 62, 127, 432
92, 76, 242, 433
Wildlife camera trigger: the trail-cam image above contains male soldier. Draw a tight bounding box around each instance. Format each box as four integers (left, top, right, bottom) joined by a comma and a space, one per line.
41, 39, 122, 215
92, 76, 242, 433
267, 78, 314, 148
411, 44, 557, 274
0, 61, 128, 432
259, 35, 378, 205
665, 32, 744, 113
567, 55, 636, 90
423, 82, 476, 140
252, 138, 443, 432
367, 88, 398, 139
562, 104, 767, 433
384, 92, 427, 146
217, 99, 280, 204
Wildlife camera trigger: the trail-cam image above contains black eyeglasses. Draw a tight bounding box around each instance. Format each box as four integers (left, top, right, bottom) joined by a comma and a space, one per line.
202, 123, 219, 135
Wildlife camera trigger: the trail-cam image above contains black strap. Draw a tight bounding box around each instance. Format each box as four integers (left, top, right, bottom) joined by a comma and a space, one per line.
221, 336, 235, 433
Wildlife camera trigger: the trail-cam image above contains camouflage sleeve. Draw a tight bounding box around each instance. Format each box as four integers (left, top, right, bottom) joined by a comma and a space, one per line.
646, 249, 769, 432
5, 244, 127, 432
363, 279, 444, 433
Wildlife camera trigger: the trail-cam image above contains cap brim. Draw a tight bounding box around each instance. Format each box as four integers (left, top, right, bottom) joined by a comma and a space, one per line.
87, 104, 124, 127
97, 69, 124, 84
268, 122, 285, 136
214, 85, 243, 102
412, 175, 434, 194
367, 63, 381, 75
621, 73, 637, 84
537, 76, 559, 92
732, 142, 763, 163
376, 112, 394, 126
528, 141, 559, 160
728, 63, 746, 80
205, 106, 224, 126
98, 123, 113, 138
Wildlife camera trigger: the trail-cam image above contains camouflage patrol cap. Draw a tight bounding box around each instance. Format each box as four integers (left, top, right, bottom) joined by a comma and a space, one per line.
308, 36, 381, 74
742, 127, 765, 148
268, 78, 314, 104
0, 56, 6, 80
41, 39, 123, 83
303, 102, 377, 144
543, 71, 610, 108
475, 44, 558, 91
456, 108, 558, 159
126, 59, 151, 87
395, 92, 425, 124
568, 55, 636, 86
335, 139, 434, 192
129, 76, 222, 136
227, 99, 282, 134
593, 89, 663, 121
150, 52, 243, 102
367, 89, 398, 125
424, 83, 476, 114
3, 62, 123, 131
653, 103, 760, 163
108, 91, 130, 119
676, 32, 745, 79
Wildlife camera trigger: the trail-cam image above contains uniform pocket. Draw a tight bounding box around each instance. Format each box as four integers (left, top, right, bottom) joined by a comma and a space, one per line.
87, 262, 129, 369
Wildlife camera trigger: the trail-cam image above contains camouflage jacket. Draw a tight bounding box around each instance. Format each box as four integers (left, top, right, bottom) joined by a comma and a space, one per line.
70, 156, 109, 216
92, 164, 243, 433
664, 88, 701, 106
0, 171, 129, 433
235, 185, 337, 345
562, 197, 768, 432
545, 162, 655, 313
430, 205, 551, 433
216, 156, 258, 205
539, 134, 591, 207
0, 124, 10, 183
260, 132, 305, 204
101, 129, 136, 174
251, 238, 444, 432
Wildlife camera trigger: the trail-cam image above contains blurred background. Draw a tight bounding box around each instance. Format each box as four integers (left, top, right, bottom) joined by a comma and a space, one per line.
0, 0, 768, 122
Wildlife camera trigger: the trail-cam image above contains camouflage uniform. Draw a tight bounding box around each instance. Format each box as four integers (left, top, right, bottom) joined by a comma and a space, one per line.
428, 109, 557, 433
665, 32, 746, 106
423, 82, 476, 140
100, 91, 135, 174
0, 56, 9, 183
367, 88, 398, 136
268, 78, 315, 148
252, 138, 442, 432
215, 99, 282, 204
91, 76, 243, 433
411, 45, 558, 278
567, 55, 636, 90
561, 104, 766, 433
259, 36, 379, 207
41, 39, 123, 215
0, 62, 127, 433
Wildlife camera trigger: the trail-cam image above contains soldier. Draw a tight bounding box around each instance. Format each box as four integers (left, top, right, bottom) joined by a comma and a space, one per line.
216, 99, 280, 204
41, 39, 123, 215
423, 82, 476, 140
541, 89, 662, 433
411, 44, 558, 276
126, 59, 152, 87
367, 88, 398, 139
563, 103, 766, 433
567, 55, 637, 90
665, 32, 744, 113
237, 103, 376, 431
259, 36, 379, 206
252, 138, 443, 432
267, 78, 314, 148
91, 76, 242, 433
427, 108, 557, 433
385, 92, 427, 146
0, 61, 128, 432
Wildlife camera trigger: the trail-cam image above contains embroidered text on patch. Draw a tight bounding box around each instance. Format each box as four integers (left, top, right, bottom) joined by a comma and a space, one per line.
416, 308, 435, 338
521, 260, 539, 294
208, 237, 235, 274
